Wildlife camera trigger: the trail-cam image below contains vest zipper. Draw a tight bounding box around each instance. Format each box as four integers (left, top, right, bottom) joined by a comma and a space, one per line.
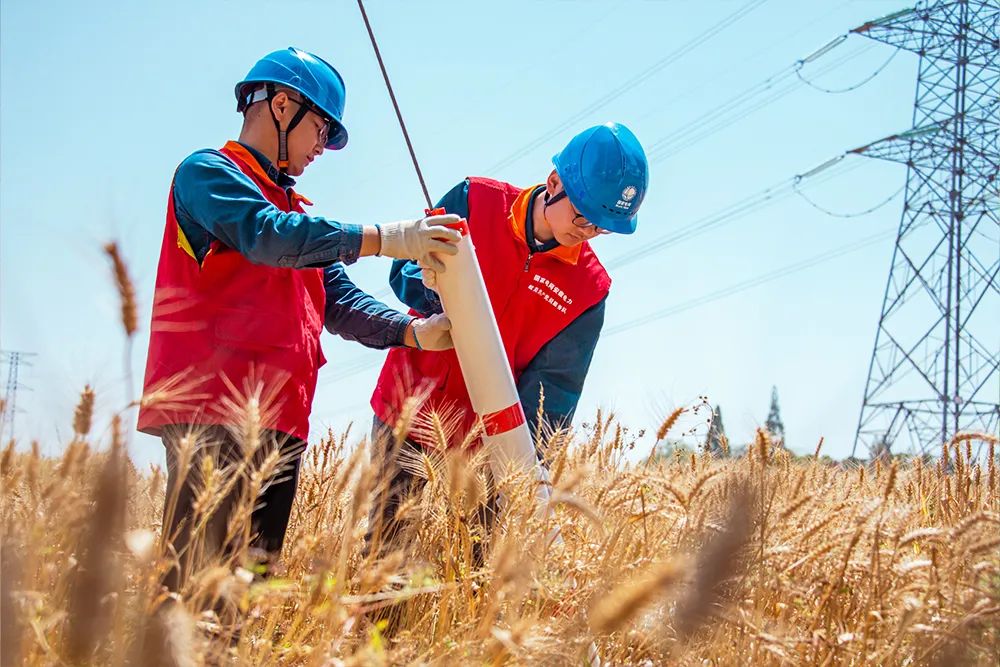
523, 251, 534, 272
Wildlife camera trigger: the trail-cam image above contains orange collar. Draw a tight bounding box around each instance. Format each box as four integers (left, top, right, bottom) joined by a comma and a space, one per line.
222, 140, 273, 184
509, 185, 582, 265
221, 140, 313, 206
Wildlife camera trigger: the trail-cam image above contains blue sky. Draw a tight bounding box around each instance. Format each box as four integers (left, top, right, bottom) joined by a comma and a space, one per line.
1, 0, 918, 468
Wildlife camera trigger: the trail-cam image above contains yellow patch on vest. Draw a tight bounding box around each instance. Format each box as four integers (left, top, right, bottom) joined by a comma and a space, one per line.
176, 223, 197, 261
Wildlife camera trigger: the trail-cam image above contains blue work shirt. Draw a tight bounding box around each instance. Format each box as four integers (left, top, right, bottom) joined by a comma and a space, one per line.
389, 180, 607, 435
172, 142, 412, 349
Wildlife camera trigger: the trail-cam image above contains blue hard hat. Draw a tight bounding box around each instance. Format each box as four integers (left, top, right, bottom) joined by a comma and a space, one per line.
235, 47, 349, 150
552, 123, 648, 234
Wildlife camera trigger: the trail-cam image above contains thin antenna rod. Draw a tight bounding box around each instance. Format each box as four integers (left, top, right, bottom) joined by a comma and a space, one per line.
356, 0, 434, 209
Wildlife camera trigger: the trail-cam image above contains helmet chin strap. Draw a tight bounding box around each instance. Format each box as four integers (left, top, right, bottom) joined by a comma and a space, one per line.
261, 83, 311, 174
543, 189, 568, 223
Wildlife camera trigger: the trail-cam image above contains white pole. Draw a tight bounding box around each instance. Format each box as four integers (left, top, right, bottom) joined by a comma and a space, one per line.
432, 217, 552, 513
435, 218, 574, 651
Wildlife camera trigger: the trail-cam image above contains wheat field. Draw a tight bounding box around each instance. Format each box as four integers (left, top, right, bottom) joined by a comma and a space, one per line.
1, 403, 997, 666
1, 246, 998, 665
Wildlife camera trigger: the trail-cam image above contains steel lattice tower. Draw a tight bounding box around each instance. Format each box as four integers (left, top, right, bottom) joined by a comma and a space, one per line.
1, 351, 36, 442
851, 1, 999, 457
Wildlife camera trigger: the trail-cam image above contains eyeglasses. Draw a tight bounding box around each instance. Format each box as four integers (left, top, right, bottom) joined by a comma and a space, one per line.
314, 119, 330, 146
547, 189, 612, 235
571, 211, 613, 235
289, 96, 332, 146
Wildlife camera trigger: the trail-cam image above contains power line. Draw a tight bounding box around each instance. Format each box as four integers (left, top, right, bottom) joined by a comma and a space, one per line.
603, 229, 895, 337
646, 42, 879, 163
644, 63, 798, 157
324, 227, 896, 380
604, 177, 797, 271
603, 152, 864, 272
490, 3, 877, 177
793, 180, 905, 218
320, 153, 883, 384
335, 12, 912, 382
485, 0, 769, 175
851, 0, 1000, 456
343, 2, 631, 198
795, 47, 900, 93
630, 0, 854, 128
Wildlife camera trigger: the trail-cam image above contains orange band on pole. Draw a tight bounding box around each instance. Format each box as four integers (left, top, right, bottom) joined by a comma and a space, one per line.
482, 402, 526, 436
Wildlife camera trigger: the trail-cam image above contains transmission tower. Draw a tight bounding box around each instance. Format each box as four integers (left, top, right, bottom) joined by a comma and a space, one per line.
851, 1, 999, 457
1, 350, 36, 442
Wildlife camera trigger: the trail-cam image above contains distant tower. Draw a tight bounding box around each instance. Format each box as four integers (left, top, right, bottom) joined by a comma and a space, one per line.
764, 386, 785, 446
705, 405, 729, 456
1, 351, 36, 442
852, 1, 999, 457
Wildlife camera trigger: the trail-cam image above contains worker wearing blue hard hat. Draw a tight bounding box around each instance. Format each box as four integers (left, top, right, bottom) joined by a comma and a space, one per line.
139, 47, 462, 592
368, 122, 649, 554
234, 47, 350, 166
551, 122, 648, 234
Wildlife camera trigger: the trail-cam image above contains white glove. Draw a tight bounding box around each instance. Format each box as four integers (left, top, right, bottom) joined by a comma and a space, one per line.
378, 214, 462, 270
419, 257, 439, 293
411, 313, 453, 351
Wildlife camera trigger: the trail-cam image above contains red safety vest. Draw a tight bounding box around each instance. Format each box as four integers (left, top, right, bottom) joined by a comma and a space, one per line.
138, 141, 326, 441
371, 177, 611, 449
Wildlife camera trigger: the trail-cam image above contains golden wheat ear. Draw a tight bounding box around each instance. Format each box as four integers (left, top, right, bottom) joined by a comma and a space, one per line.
72, 385, 96, 438
103, 242, 138, 338
64, 429, 129, 663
